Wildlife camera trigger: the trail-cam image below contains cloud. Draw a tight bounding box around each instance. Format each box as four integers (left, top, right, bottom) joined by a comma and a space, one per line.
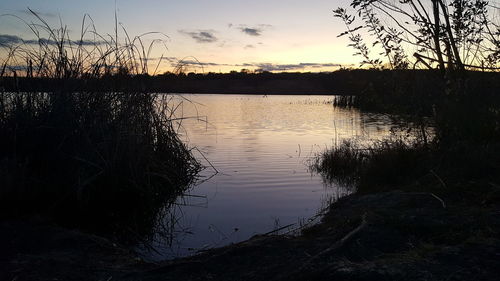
237, 24, 272, 36
240, 27, 262, 36
178, 30, 218, 43
179, 60, 219, 66
248, 62, 343, 72
0, 34, 106, 47
252, 63, 302, 71
244, 44, 255, 49
4, 65, 28, 71
172, 59, 232, 67
72, 39, 107, 46
166, 58, 344, 71
0, 34, 57, 46
141, 57, 170, 62
24, 38, 58, 45
0, 34, 23, 46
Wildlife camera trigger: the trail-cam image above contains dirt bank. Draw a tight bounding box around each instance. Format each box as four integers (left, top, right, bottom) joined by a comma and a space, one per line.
2, 189, 500, 281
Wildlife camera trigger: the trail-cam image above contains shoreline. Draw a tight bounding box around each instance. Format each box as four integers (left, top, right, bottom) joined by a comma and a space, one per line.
3, 188, 499, 281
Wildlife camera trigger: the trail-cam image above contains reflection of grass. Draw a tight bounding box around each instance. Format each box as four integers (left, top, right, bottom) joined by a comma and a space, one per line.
0, 10, 201, 242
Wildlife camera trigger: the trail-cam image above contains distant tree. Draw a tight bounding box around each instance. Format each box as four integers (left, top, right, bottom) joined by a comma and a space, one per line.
334, 0, 500, 72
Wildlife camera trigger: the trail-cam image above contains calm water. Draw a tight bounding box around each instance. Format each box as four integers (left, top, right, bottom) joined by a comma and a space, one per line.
138, 94, 395, 261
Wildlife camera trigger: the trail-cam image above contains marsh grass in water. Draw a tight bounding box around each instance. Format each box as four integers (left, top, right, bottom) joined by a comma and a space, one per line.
311, 137, 431, 193
313, 134, 500, 199
0, 10, 201, 242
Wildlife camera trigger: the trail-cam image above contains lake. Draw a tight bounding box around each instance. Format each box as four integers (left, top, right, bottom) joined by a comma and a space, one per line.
138, 94, 396, 261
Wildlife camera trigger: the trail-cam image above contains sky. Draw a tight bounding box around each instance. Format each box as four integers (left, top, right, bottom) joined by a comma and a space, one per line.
0, 0, 357, 73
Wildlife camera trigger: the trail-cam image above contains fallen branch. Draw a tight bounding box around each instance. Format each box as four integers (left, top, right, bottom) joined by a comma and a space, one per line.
430, 169, 447, 189
415, 192, 446, 209
429, 193, 446, 209
297, 213, 368, 271
262, 223, 296, 236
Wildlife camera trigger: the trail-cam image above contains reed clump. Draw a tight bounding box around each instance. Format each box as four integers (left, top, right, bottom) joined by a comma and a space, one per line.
313, 133, 500, 197
311, 138, 430, 192
332, 95, 356, 108
0, 11, 201, 240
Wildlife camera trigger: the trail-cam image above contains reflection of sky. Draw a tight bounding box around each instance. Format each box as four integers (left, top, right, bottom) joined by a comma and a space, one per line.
138, 94, 396, 261
0, 0, 357, 73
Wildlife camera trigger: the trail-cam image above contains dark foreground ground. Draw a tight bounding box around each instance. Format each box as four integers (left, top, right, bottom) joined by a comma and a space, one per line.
2, 188, 500, 281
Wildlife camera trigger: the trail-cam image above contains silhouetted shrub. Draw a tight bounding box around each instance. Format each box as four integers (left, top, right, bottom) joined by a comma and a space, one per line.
0, 11, 200, 241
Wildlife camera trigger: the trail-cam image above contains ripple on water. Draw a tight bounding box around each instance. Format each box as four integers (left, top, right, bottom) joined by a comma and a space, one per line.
137, 94, 396, 261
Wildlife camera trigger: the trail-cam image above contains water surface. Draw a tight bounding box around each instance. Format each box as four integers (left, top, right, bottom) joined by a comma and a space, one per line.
139, 94, 395, 260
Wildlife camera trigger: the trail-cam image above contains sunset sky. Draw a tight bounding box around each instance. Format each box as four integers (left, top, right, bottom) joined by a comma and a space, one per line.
0, 0, 358, 73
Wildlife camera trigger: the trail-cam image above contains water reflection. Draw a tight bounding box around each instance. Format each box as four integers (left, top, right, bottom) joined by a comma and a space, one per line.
137, 94, 396, 261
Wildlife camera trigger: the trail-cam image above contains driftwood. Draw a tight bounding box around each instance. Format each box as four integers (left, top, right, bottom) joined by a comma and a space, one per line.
415, 192, 447, 209
263, 223, 296, 236
296, 212, 368, 272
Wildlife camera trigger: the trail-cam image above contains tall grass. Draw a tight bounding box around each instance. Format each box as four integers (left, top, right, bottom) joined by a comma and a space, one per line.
332, 95, 356, 108
311, 138, 431, 192
0, 11, 201, 241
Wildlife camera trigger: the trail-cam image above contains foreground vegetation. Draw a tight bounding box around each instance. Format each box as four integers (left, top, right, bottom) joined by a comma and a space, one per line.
0, 11, 200, 242
310, 1, 500, 279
